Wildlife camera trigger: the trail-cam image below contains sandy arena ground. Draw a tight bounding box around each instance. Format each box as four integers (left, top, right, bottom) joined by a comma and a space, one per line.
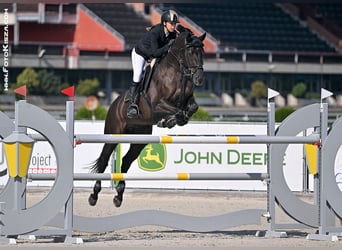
3, 187, 342, 249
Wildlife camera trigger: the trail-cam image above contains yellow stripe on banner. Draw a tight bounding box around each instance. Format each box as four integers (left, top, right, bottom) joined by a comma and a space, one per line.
226, 136, 239, 144
161, 136, 173, 144
112, 173, 124, 181
177, 173, 189, 180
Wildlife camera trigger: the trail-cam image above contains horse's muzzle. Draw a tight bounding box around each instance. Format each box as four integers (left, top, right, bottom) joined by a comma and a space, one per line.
193, 69, 204, 86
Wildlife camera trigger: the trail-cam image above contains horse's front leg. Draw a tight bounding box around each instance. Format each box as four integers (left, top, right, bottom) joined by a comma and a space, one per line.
176, 96, 199, 126
186, 96, 199, 118
155, 100, 180, 128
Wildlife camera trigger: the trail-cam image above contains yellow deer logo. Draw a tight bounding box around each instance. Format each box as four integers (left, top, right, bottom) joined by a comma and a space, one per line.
142, 144, 163, 166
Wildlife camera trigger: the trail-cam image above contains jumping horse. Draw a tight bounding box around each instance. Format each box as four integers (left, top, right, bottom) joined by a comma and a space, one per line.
89, 25, 206, 207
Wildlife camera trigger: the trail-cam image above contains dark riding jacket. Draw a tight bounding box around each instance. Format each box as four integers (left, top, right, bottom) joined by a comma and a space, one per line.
135, 23, 177, 61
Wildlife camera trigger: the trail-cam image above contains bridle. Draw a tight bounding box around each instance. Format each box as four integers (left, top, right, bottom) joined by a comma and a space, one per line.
168, 37, 204, 86
167, 34, 204, 108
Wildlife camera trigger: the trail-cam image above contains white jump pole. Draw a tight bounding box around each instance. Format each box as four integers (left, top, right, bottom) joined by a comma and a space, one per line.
73, 134, 320, 144
30, 134, 320, 144
28, 172, 269, 181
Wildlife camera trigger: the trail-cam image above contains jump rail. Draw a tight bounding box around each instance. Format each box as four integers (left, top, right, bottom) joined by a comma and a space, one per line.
28, 172, 269, 181
29, 133, 321, 144
75, 134, 321, 144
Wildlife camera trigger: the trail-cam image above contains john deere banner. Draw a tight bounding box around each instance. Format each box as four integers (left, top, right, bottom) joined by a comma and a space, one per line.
115, 123, 301, 191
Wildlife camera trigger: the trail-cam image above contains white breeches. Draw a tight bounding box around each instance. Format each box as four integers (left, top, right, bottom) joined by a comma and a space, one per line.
131, 48, 146, 83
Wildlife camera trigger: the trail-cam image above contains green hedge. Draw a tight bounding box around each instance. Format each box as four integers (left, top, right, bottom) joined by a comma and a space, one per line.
275, 107, 295, 122
190, 107, 213, 121
75, 105, 107, 120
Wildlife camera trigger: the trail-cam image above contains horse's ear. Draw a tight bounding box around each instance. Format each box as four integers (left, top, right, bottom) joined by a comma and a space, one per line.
199, 32, 206, 42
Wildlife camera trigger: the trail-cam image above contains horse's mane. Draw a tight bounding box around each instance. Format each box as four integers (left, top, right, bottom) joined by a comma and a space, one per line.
174, 24, 204, 49
172, 24, 196, 51
174, 24, 193, 45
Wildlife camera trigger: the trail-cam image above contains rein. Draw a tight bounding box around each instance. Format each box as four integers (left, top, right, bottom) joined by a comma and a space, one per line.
168, 47, 203, 80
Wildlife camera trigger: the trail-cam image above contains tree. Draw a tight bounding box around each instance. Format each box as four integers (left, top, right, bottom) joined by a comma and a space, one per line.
76, 78, 100, 96
13, 67, 39, 92
250, 80, 267, 106
250, 80, 267, 98
292, 82, 307, 98
36, 69, 61, 95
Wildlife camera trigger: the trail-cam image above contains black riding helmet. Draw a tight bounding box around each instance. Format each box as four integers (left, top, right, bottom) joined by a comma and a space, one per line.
161, 10, 179, 24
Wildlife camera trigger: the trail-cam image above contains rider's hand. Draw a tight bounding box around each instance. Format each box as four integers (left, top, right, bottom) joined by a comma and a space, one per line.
165, 39, 175, 54
168, 39, 175, 47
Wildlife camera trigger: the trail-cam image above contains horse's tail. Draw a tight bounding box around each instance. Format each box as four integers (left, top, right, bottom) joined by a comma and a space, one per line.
90, 143, 117, 173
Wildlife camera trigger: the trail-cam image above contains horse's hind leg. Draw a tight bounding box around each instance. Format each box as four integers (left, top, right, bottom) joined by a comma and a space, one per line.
89, 180, 102, 206
113, 143, 147, 207
89, 143, 117, 206
114, 180, 126, 207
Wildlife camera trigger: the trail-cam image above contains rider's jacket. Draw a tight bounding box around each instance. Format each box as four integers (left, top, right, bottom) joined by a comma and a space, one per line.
135, 23, 177, 61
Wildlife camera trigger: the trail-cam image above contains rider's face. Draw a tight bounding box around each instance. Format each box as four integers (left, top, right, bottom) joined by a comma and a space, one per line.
165, 21, 177, 33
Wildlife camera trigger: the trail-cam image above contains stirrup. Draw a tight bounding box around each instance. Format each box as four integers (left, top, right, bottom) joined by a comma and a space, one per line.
124, 89, 135, 103
127, 103, 139, 119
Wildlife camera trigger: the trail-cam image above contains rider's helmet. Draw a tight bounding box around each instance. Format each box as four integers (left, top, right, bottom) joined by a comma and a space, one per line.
161, 10, 179, 24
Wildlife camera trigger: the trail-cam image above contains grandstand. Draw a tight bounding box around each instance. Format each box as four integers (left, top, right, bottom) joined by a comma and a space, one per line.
83, 3, 150, 50
1, 2, 342, 116
164, 3, 337, 52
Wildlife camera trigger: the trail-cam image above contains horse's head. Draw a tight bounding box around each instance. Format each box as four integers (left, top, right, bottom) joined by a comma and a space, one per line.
170, 25, 206, 86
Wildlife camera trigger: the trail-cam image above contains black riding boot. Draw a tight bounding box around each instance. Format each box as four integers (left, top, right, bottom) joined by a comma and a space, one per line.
126, 82, 139, 118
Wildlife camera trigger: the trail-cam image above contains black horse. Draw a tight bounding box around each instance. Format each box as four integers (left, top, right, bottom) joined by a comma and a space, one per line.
89, 25, 206, 207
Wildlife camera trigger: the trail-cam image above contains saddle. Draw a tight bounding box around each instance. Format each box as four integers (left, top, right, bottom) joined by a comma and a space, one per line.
132, 58, 159, 115
140, 58, 158, 95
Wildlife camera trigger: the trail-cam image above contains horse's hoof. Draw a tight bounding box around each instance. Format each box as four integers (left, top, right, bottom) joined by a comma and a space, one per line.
88, 194, 98, 206
157, 119, 166, 128
166, 119, 177, 128
113, 196, 122, 207
177, 119, 188, 126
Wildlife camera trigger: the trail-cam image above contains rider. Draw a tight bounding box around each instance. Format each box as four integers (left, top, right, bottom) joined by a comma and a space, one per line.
125, 9, 179, 119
